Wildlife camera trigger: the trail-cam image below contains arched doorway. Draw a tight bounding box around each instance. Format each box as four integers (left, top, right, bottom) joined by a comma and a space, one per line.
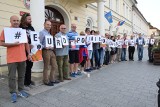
45, 6, 64, 36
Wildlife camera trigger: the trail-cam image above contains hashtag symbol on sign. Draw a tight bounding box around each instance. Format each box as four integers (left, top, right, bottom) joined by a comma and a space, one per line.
15, 32, 21, 39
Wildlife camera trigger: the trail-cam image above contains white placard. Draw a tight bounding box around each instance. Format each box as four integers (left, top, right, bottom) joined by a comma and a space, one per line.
93, 36, 101, 43
124, 40, 128, 45
117, 40, 122, 46
61, 36, 69, 46
45, 36, 54, 47
130, 40, 135, 45
55, 37, 62, 48
101, 37, 106, 44
30, 31, 40, 45
112, 42, 116, 47
86, 35, 93, 42
138, 40, 142, 45
109, 40, 113, 47
150, 39, 155, 45
146, 39, 149, 44
4, 28, 27, 43
75, 36, 86, 45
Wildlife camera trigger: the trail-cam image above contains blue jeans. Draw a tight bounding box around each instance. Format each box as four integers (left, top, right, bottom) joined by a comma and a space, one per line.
137, 46, 143, 60
98, 48, 105, 65
121, 48, 126, 61
93, 49, 100, 67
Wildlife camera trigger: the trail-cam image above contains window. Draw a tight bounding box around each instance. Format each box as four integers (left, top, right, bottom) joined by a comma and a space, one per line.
116, 0, 119, 13
86, 18, 93, 30
126, 6, 128, 18
123, 3, 125, 17
109, 0, 112, 9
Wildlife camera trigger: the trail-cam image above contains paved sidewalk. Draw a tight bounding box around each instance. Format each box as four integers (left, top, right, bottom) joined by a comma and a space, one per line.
0, 49, 159, 107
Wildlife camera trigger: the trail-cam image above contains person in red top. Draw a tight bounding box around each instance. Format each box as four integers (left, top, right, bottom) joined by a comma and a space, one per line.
0, 15, 31, 103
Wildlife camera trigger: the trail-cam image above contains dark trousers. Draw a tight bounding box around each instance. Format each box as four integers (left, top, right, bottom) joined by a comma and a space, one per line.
93, 49, 100, 67
80, 56, 87, 67
24, 60, 33, 86
148, 47, 153, 62
104, 51, 110, 65
128, 46, 135, 60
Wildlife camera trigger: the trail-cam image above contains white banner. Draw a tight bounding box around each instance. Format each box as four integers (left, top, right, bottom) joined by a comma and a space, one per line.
75, 36, 85, 45
45, 36, 54, 47
61, 36, 69, 46
30, 31, 40, 45
55, 37, 62, 48
4, 28, 27, 43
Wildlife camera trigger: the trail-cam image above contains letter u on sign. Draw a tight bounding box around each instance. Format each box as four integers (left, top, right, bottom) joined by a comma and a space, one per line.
45, 36, 54, 47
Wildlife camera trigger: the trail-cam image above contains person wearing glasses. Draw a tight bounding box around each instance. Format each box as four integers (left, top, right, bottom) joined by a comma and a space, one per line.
55, 24, 71, 82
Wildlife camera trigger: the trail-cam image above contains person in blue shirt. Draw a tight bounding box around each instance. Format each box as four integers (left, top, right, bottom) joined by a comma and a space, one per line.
136, 33, 145, 61
67, 24, 80, 77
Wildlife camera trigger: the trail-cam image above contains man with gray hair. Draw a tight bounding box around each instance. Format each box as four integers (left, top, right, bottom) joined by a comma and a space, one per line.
55, 24, 71, 82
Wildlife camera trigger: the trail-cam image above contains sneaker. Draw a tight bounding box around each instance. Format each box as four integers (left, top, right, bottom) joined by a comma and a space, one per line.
11, 93, 17, 103
84, 69, 91, 72
44, 82, 54, 86
24, 86, 30, 91
30, 81, 35, 85
70, 73, 76, 77
18, 90, 29, 98
28, 84, 35, 89
51, 80, 60, 84
75, 71, 82, 75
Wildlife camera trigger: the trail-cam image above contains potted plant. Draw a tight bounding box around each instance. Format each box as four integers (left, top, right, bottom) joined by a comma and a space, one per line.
152, 40, 160, 65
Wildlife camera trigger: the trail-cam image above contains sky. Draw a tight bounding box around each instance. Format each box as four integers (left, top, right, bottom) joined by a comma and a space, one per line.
137, 0, 160, 29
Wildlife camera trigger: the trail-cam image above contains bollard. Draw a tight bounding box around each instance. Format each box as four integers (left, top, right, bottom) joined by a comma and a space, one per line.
156, 79, 160, 107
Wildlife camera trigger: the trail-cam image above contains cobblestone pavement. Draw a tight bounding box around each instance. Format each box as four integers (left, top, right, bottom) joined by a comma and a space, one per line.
0, 48, 159, 107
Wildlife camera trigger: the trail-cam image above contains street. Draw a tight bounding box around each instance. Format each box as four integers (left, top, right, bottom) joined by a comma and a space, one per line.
0, 48, 159, 107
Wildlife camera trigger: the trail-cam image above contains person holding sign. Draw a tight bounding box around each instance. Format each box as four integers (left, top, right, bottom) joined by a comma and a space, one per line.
39, 20, 59, 86
67, 24, 80, 77
148, 34, 155, 62
92, 31, 101, 69
104, 33, 111, 65
55, 24, 71, 82
116, 35, 122, 62
110, 36, 117, 63
19, 13, 35, 90
136, 33, 145, 61
121, 33, 128, 61
0, 15, 31, 103
128, 35, 136, 61
78, 31, 89, 73
85, 28, 93, 71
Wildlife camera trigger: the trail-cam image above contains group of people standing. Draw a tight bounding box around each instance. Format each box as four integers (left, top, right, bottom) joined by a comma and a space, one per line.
0, 13, 155, 103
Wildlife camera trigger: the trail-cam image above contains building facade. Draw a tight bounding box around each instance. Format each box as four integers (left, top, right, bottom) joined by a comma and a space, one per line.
132, 4, 149, 38
0, 0, 149, 67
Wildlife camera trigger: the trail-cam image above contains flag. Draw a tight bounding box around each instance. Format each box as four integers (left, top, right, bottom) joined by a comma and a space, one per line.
104, 11, 113, 24
117, 21, 125, 26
